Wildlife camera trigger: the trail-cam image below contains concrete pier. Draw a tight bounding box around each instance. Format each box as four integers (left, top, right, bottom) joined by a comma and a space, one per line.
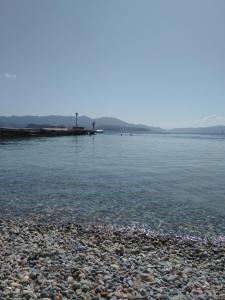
0, 127, 94, 138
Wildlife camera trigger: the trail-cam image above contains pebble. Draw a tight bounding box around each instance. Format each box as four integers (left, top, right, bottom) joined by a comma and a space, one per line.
0, 218, 224, 299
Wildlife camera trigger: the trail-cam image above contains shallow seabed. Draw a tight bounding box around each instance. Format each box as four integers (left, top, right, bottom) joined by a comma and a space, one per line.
0, 133, 225, 239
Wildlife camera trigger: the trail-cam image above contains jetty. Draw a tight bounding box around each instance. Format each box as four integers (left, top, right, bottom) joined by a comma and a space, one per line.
0, 127, 94, 138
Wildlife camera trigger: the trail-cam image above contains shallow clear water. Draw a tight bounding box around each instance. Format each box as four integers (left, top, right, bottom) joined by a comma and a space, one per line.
0, 133, 225, 238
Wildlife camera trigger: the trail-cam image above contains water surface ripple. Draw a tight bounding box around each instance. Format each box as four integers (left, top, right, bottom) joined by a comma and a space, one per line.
0, 134, 225, 239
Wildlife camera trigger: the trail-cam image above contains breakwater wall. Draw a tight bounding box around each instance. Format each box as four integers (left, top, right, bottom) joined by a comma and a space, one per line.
0, 127, 93, 138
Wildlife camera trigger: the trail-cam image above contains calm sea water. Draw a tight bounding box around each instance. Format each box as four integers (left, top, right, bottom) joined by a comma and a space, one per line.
0, 133, 225, 238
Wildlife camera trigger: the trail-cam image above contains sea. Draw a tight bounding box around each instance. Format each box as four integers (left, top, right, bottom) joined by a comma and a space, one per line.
0, 133, 225, 240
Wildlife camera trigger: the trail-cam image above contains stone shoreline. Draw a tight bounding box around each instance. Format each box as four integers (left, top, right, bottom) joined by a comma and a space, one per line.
0, 219, 225, 300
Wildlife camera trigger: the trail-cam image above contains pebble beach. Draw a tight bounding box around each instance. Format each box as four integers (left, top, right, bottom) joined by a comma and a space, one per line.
0, 217, 225, 300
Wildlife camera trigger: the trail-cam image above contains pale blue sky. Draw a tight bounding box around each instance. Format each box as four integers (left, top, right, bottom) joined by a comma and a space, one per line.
0, 0, 225, 128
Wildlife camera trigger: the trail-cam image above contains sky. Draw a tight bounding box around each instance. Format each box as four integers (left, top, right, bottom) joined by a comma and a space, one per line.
0, 0, 225, 128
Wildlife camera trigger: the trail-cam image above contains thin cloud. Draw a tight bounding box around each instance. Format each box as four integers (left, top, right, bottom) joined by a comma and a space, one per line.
203, 114, 217, 122
203, 114, 216, 121
3, 73, 17, 79
192, 114, 225, 126
202, 114, 225, 122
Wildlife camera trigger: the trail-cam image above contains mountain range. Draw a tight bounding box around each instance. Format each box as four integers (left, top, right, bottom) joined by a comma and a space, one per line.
0, 115, 225, 135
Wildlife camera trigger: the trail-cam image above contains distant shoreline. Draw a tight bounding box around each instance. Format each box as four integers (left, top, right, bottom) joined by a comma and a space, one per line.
1, 114, 225, 135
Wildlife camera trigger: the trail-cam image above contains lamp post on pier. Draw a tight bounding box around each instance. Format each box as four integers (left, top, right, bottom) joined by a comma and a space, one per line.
75, 112, 78, 128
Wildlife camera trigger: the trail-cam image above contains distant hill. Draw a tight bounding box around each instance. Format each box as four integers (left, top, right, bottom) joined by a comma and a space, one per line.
92, 117, 165, 133
0, 115, 164, 133
0, 115, 92, 128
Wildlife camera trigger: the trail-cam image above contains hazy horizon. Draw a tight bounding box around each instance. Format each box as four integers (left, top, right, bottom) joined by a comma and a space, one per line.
1, 0, 225, 128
